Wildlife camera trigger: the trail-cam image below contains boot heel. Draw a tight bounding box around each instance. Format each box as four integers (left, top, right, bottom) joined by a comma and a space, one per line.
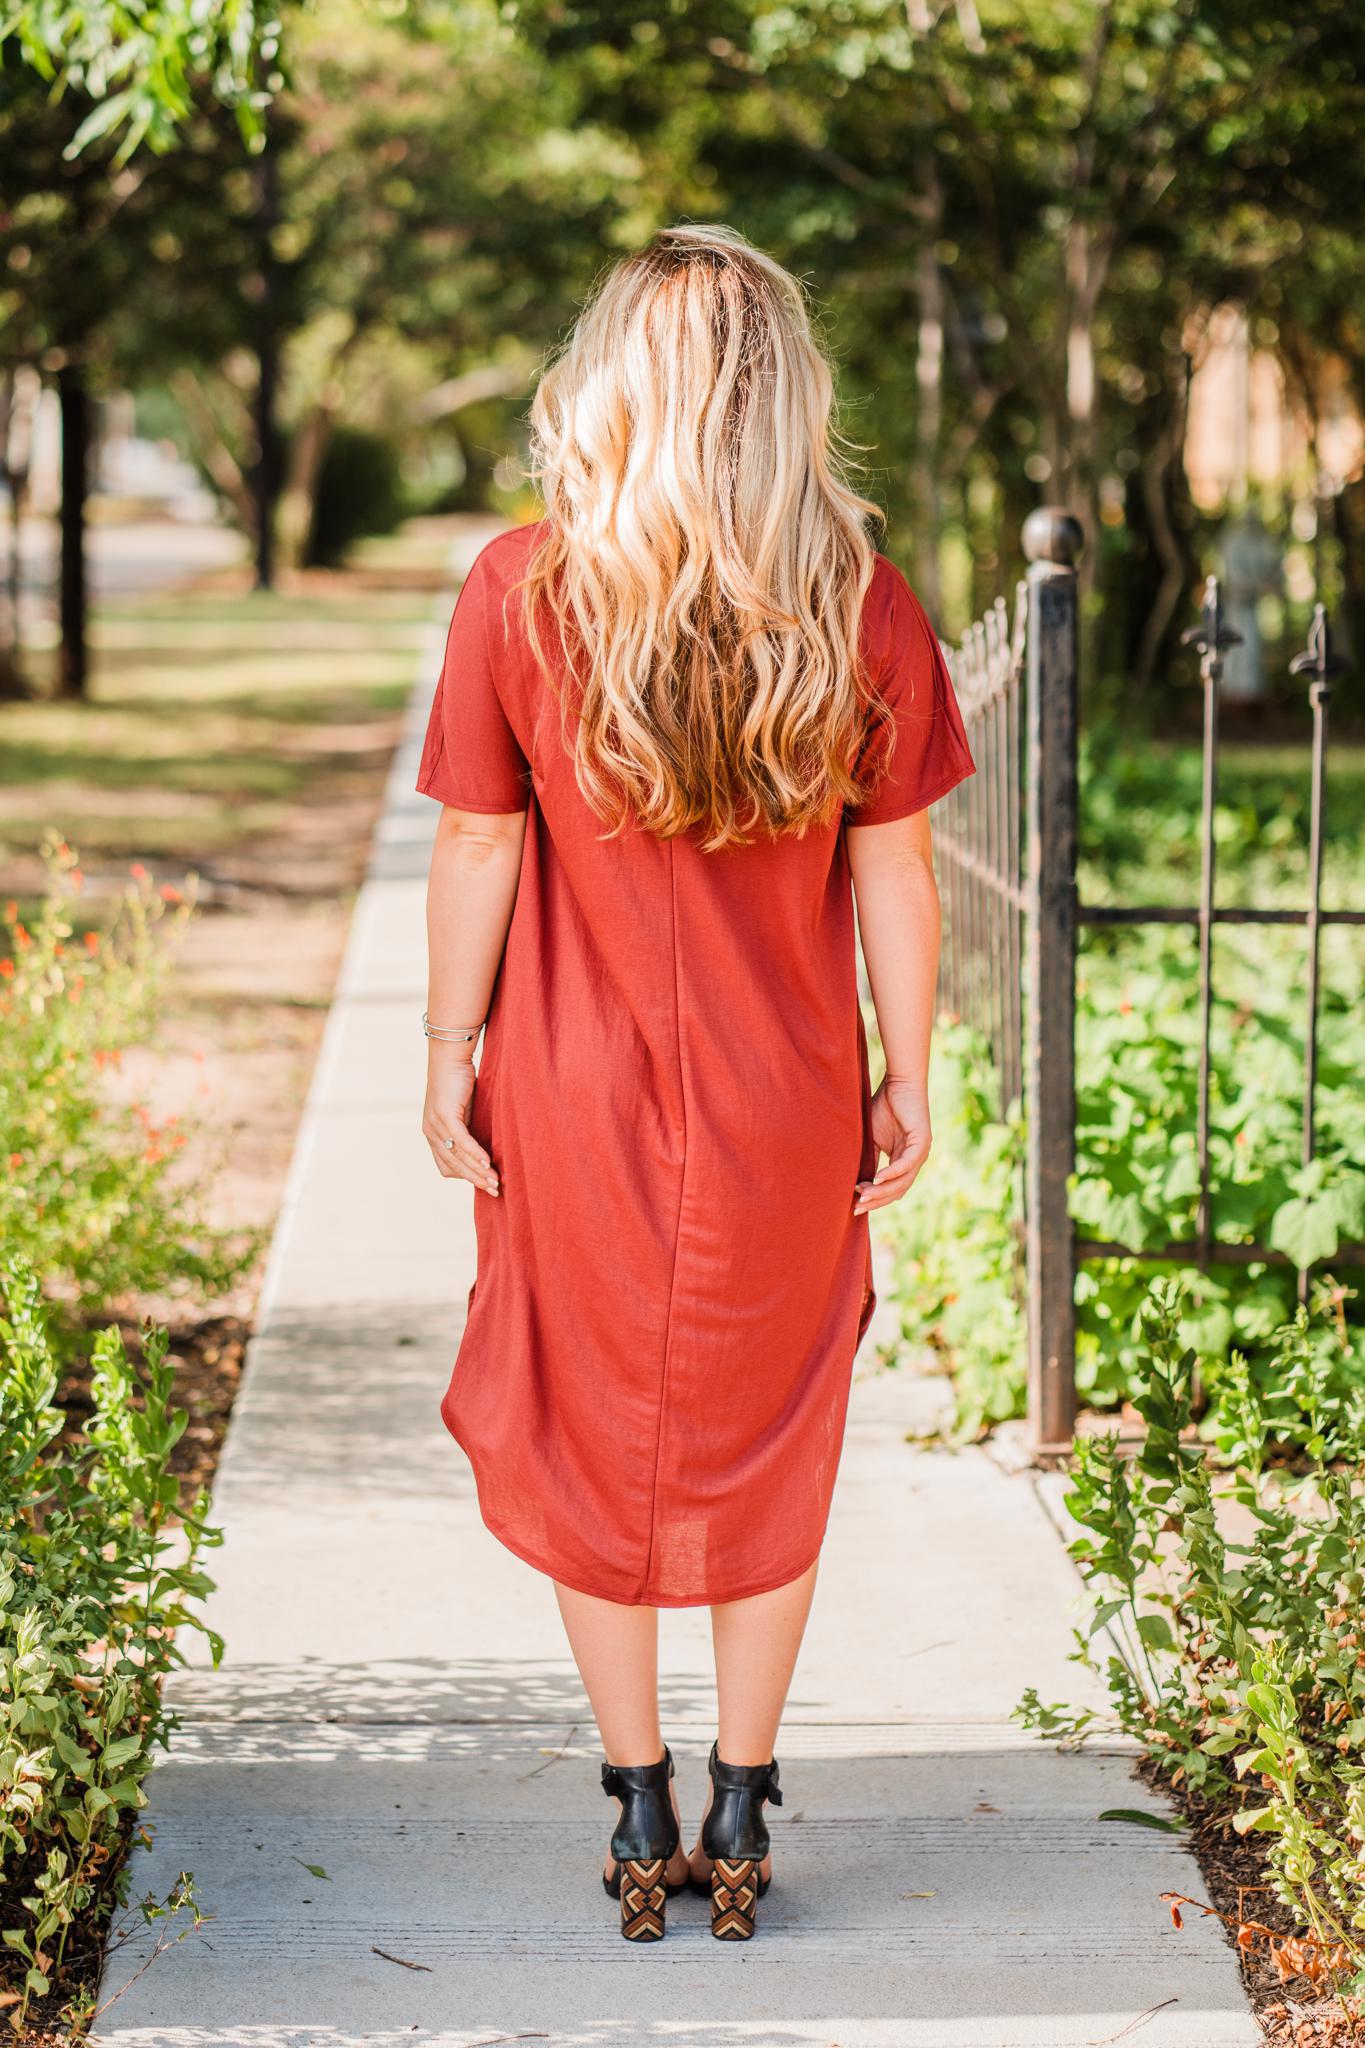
620, 1857, 668, 1941
711, 1856, 761, 1940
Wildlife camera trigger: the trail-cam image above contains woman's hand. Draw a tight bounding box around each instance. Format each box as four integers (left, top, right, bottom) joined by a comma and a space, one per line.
422, 1047, 500, 1196
854, 1076, 932, 1216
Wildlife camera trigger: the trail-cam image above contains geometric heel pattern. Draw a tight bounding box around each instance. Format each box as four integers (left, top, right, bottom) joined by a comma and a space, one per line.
710, 1856, 760, 1940
620, 1857, 668, 1941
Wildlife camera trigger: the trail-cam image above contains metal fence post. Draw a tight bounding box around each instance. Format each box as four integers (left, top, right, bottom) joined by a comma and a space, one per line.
1022, 508, 1082, 1452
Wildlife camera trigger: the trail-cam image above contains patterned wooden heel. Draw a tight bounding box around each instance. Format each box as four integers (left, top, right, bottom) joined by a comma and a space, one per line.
620, 1857, 669, 1940
701, 1743, 782, 1943
601, 1749, 679, 1944
710, 1856, 761, 1939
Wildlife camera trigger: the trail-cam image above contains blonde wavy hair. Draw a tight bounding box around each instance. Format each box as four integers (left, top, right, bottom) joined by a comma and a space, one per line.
521, 224, 884, 850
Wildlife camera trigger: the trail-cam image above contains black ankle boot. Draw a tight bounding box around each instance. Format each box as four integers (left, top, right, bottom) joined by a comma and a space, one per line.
700, 1740, 783, 1940
601, 1746, 683, 1941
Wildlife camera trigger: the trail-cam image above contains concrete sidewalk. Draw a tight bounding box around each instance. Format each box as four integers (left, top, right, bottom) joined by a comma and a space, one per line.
94, 539, 1256, 2048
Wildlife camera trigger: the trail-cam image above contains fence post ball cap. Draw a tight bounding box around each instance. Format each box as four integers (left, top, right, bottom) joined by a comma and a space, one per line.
1022, 508, 1084, 566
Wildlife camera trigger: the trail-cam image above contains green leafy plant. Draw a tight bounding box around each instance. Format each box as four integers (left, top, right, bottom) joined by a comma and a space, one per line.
0, 1261, 222, 2028
0, 837, 254, 1348
0, 0, 281, 159
1017, 1279, 1365, 1999
880, 951, 1365, 1436
873, 1018, 1027, 1432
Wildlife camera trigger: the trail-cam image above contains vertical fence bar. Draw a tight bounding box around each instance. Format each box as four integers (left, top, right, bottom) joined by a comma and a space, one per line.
991, 603, 1010, 1095
1006, 586, 1025, 1114
1290, 605, 1348, 1306
964, 634, 983, 1034
1196, 621, 1219, 1269
939, 706, 960, 1018
1022, 508, 1082, 1451
1181, 580, 1239, 1272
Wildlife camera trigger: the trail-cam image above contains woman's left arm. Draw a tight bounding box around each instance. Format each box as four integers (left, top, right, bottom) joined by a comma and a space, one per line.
422, 804, 527, 1194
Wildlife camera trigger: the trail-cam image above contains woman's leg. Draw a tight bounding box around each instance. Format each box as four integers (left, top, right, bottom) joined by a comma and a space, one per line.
553, 1582, 689, 1884
691, 1558, 820, 1880
713, 1559, 820, 1762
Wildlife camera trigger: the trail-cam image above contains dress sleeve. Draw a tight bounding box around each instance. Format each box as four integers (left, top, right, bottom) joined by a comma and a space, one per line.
415, 549, 532, 813
844, 563, 976, 828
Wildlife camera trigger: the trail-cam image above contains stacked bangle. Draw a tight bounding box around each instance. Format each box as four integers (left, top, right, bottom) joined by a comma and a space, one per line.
423, 1011, 484, 1044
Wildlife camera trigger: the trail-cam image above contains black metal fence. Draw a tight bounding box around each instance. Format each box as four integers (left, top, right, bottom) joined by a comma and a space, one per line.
933, 508, 1364, 1452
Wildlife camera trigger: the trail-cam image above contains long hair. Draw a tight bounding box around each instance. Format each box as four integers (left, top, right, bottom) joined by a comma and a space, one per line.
521, 224, 884, 850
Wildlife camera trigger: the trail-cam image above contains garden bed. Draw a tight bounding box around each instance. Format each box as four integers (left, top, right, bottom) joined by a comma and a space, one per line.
1152, 1758, 1362, 2046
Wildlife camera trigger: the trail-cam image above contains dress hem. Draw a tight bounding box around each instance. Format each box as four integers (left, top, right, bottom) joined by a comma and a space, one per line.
453, 1441, 825, 1607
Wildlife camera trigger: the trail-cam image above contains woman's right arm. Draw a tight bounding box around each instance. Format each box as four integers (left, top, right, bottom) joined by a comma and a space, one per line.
422, 803, 526, 1195
847, 808, 942, 1216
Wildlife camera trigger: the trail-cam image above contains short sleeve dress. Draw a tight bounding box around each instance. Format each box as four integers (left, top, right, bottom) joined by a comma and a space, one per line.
416, 523, 975, 1607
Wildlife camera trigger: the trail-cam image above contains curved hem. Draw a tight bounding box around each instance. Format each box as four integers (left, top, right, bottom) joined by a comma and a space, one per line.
451, 1441, 826, 1607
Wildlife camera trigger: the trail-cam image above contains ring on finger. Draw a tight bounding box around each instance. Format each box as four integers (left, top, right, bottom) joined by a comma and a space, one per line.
444, 1137, 455, 1151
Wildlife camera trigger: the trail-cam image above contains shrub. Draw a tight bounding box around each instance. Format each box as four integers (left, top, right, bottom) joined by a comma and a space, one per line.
875, 1018, 1026, 1432
1017, 1278, 1365, 1997
0, 1262, 222, 2029
306, 425, 407, 568
880, 951, 1365, 1436
0, 839, 253, 1345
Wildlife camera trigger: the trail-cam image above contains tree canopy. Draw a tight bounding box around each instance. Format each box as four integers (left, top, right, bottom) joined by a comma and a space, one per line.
3, 0, 1364, 681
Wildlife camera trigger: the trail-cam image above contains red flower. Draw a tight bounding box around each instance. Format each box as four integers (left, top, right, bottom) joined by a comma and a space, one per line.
13, 924, 31, 949
0, 960, 13, 979
7, 1153, 21, 1171
3, 900, 15, 921
130, 862, 148, 882
160, 883, 184, 904
84, 929, 100, 952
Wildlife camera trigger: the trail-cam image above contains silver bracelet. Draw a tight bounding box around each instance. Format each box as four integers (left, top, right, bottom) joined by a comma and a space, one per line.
423, 1011, 484, 1044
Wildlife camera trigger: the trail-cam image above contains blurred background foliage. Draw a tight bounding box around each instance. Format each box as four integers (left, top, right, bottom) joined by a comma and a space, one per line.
3, 0, 1364, 707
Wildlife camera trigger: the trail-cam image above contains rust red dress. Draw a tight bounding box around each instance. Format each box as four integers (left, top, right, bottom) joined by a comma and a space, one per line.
416, 522, 975, 1606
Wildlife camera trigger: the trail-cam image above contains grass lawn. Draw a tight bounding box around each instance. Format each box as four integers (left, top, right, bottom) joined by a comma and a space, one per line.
1, 553, 438, 884
0, 512, 475, 1323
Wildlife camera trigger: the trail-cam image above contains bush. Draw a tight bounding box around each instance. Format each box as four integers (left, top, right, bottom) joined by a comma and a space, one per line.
875, 1018, 1026, 1433
306, 425, 407, 568
0, 1262, 221, 2029
880, 950, 1365, 1436
0, 839, 253, 1345
1017, 1279, 1365, 2000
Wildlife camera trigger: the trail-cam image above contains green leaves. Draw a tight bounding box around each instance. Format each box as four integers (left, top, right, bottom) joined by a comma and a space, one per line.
1019, 1282, 1365, 1990
1269, 1161, 1365, 1270
2, 0, 283, 159
1135, 1613, 1178, 1655
1097, 1808, 1185, 1834
0, 1265, 222, 2022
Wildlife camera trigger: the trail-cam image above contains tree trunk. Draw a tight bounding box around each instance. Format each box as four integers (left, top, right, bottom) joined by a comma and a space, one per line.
277, 395, 338, 570
911, 223, 944, 619
0, 478, 26, 700
252, 127, 283, 592
0, 376, 26, 699
1128, 364, 1195, 700
58, 363, 90, 700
